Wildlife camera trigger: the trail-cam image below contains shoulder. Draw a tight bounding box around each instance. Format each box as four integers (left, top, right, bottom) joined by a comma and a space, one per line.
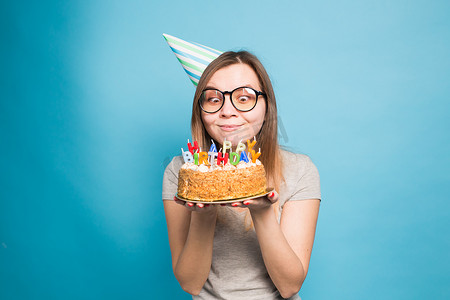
280, 149, 318, 179
162, 156, 185, 200
164, 155, 184, 174
279, 149, 321, 202
163, 156, 185, 182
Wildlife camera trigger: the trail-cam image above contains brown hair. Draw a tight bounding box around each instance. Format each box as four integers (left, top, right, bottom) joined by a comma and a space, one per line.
191, 51, 284, 195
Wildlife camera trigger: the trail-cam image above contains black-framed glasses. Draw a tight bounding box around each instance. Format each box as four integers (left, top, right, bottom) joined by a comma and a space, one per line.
199, 86, 266, 113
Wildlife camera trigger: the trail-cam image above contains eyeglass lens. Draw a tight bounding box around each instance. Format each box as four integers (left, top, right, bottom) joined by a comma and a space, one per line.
201, 88, 257, 113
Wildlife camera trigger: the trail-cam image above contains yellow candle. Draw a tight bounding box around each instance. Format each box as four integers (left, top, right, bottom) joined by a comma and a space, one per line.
198, 152, 208, 165
223, 139, 232, 154
236, 140, 246, 153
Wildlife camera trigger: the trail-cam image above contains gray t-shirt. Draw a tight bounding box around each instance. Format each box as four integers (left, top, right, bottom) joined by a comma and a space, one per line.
162, 150, 321, 300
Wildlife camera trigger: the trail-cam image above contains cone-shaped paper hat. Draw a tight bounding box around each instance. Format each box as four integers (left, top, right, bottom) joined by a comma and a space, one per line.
163, 33, 223, 86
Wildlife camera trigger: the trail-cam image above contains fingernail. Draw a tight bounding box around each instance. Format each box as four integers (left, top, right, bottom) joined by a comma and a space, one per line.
231, 203, 238, 207
269, 192, 274, 198
204, 204, 210, 207
173, 196, 177, 201
197, 203, 204, 208
243, 201, 250, 205
187, 202, 194, 207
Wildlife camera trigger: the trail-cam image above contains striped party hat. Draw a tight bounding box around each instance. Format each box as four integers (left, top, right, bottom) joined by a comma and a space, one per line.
163, 33, 223, 86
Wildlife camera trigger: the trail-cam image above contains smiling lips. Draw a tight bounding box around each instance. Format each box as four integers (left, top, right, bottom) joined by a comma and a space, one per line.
218, 124, 243, 132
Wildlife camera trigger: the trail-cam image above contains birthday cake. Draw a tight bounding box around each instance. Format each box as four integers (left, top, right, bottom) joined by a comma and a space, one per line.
177, 139, 267, 201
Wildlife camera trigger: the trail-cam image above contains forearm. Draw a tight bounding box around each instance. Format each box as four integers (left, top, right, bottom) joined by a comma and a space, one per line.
251, 208, 305, 298
174, 211, 217, 295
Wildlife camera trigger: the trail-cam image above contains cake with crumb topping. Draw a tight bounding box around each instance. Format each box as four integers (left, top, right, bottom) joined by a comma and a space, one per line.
177, 160, 267, 201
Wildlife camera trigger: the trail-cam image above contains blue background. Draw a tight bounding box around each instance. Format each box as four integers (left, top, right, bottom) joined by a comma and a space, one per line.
1, 0, 449, 299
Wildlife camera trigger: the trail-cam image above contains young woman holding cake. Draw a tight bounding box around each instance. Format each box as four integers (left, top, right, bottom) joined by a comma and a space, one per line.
162, 51, 320, 299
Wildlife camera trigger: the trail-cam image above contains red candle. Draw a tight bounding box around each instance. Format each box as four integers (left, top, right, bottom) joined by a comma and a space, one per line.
187, 140, 199, 155
217, 152, 229, 165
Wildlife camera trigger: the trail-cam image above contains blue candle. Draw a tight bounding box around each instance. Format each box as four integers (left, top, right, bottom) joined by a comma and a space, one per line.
240, 151, 250, 163
209, 140, 217, 153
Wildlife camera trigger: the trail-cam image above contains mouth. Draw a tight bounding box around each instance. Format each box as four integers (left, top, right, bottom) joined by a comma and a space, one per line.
218, 124, 244, 132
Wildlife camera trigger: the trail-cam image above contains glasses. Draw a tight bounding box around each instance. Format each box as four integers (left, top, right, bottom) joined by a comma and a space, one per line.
199, 86, 266, 113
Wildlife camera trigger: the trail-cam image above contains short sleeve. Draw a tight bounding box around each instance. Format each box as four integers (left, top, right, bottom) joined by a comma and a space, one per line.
162, 156, 184, 200
289, 155, 321, 201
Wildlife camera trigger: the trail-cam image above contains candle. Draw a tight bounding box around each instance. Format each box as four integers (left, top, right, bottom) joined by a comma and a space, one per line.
208, 151, 218, 166
236, 140, 246, 153
240, 151, 250, 163
187, 139, 199, 155
252, 147, 261, 163
246, 139, 256, 152
181, 148, 194, 163
222, 139, 232, 154
217, 152, 229, 165
208, 141, 218, 166
194, 152, 199, 165
229, 152, 240, 166
247, 139, 261, 163
198, 151, 208, 165
209, 139, 217, 153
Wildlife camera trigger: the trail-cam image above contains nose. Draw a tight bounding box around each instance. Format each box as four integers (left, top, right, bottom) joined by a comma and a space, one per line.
219, 94, 238, 117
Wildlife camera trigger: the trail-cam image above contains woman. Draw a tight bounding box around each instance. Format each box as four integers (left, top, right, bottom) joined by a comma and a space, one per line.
162, 51, 321, 300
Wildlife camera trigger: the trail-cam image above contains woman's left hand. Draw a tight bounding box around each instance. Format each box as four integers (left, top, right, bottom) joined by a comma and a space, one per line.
226, 190, 279, 212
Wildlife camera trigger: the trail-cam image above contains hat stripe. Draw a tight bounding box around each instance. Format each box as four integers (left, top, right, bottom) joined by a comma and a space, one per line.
189, 76, 199, 86
174, 52, 207, 72
178, 62, 202, 77
176, 57, 204, 74
169, 46, 212, 67
163, 34, 219, 60
183, 68, 201, 80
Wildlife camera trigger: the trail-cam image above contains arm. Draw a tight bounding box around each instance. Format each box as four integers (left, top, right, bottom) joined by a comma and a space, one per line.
163, 200, 218, 295
246, 196, 320, 298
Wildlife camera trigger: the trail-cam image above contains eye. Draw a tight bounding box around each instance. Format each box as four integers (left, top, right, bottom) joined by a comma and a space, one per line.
237, 96, 250, 103
207, 97, 222, 104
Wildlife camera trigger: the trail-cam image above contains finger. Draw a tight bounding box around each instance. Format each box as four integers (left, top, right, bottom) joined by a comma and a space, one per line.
231, 202, 243, 207
174, 197, 186, 206
267, 190, 279, 203
175, 199, 186, 206
186, 202, 195, 208
196, 203, 204, 208
243, 200, 252, 206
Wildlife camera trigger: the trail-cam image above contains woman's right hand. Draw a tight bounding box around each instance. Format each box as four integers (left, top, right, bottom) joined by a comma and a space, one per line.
174, 197, 218, 213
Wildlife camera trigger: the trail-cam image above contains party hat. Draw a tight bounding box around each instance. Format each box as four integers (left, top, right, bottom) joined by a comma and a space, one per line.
163, 33, 223, 86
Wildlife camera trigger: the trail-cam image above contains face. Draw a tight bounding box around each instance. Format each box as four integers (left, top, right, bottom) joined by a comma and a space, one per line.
201, 64, 266, 147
